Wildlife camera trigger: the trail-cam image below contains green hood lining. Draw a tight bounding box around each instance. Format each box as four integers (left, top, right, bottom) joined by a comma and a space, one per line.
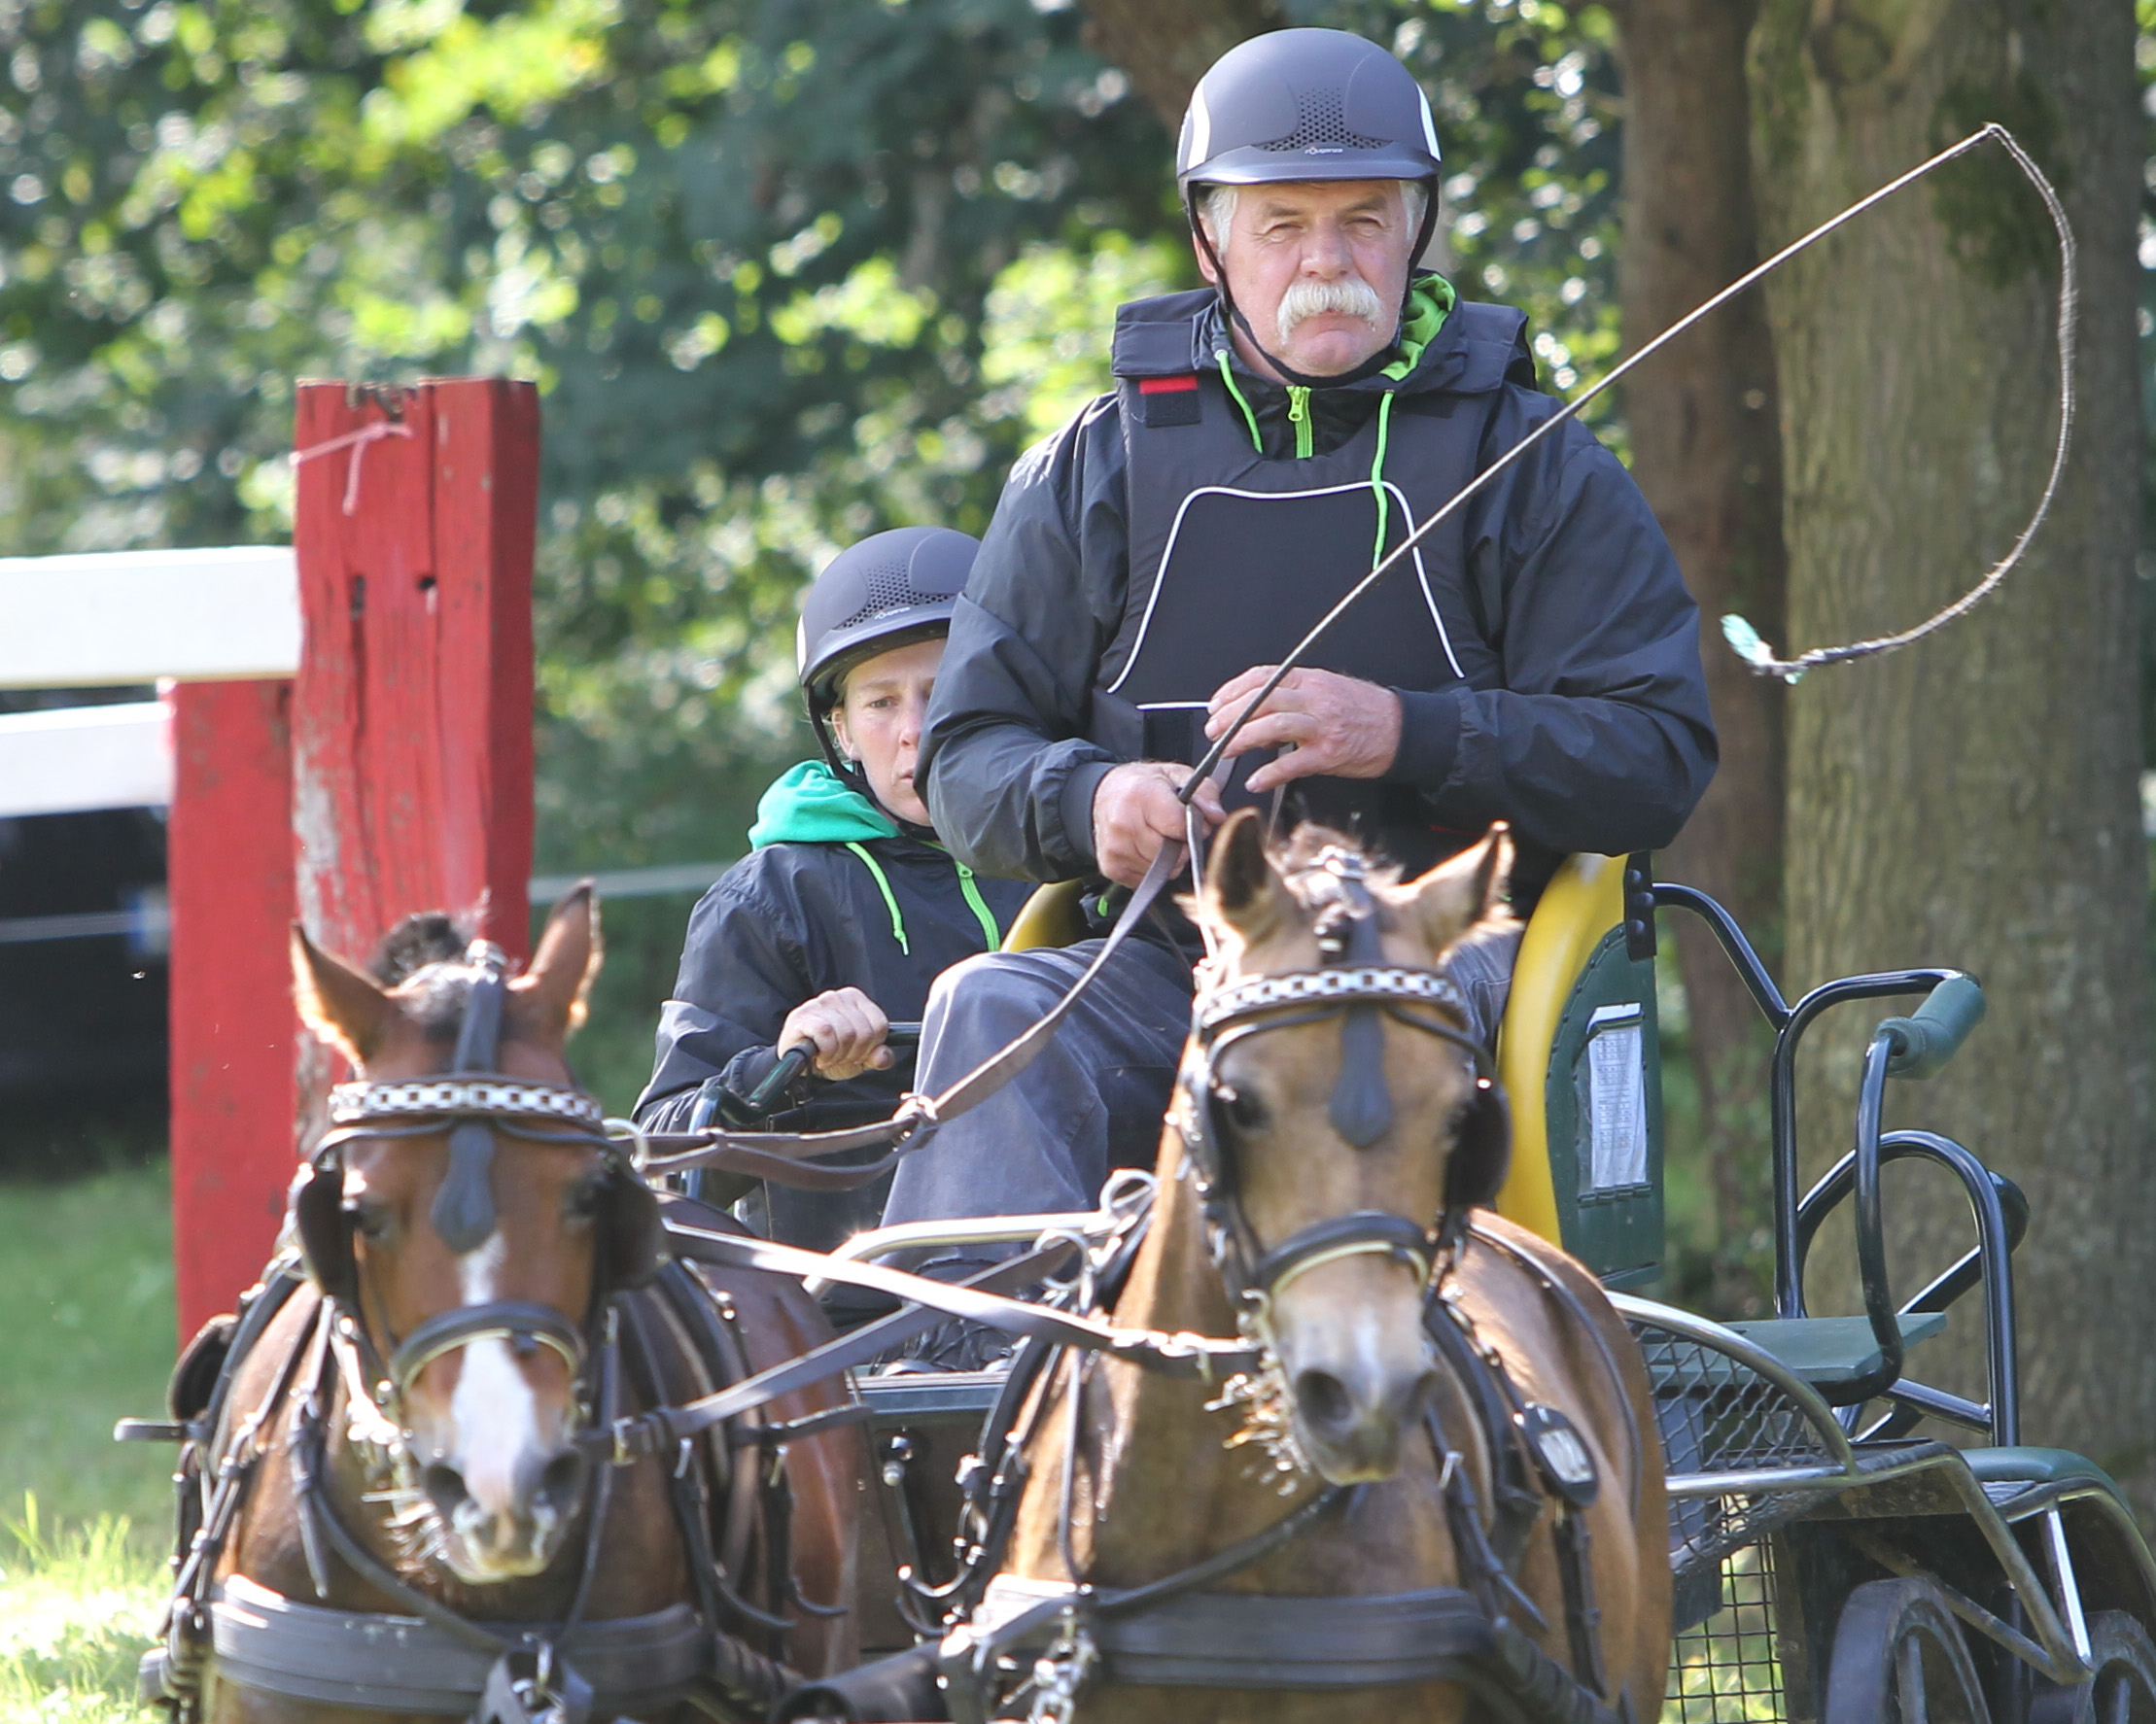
749, 759, 1002, 955
748, 759, 900, 848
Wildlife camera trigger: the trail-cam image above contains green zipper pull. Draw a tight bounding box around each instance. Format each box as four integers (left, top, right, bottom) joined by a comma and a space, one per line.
954, 861, 1001, 951
1287, 385, 1313, 459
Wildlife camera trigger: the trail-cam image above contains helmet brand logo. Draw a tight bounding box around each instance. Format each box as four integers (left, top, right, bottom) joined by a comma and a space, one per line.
1306, 146, 1343, 155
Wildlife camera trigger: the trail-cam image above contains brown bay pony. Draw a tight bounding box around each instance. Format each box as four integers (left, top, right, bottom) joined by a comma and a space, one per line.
960, 815, 1670, 1723
146, 888, 862, 1724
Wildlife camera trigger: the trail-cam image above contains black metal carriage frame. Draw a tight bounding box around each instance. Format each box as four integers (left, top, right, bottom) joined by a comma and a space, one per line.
828, 871, 2156, 1724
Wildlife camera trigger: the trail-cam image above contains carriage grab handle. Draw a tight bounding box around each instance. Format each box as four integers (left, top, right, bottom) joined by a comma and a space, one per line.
1880, 975, 1985, 1080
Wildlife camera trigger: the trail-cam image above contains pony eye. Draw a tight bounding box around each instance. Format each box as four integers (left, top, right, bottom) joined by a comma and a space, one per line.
564, 1177, 608, 1222
1219, 1084, 1269, 1132
345, 1199, 393, 1243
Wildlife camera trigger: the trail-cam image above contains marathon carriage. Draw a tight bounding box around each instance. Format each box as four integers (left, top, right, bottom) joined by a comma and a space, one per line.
780, 853, 2156, 1724
126, 848, 2156, 1724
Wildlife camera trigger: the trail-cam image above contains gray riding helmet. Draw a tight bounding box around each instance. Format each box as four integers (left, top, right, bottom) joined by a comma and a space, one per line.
1176, 28, 1443, 193
1177, 30, 1443, 384
795, 525, 979, 775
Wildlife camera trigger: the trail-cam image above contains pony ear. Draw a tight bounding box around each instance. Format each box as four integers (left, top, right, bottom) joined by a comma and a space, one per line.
514, 882, 603, 1043
292, 924, 395, 1070
1202, 809, 1301, 948
1406, 824, 1513, 958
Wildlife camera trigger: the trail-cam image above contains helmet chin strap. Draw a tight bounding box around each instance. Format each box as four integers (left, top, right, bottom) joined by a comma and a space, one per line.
1187, 182, 1441, 392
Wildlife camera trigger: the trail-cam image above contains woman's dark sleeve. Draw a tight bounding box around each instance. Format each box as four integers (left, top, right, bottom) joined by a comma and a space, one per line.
632, 867, 810, 1129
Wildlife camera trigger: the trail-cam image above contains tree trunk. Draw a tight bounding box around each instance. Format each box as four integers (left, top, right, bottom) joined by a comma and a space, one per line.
1614, 0, 1790, 1315
1752, 0, 2153, 1482
1076, 0, 1280, 131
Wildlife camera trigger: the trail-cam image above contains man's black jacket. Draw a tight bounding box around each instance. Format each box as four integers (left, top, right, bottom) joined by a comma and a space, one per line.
920, 288, 1717, 891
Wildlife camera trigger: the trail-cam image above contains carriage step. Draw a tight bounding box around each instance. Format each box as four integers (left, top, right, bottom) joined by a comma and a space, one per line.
1721, 1313, 1945, 1388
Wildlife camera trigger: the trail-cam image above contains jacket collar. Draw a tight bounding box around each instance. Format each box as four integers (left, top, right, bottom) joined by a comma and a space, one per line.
1111, 279, 1530, 399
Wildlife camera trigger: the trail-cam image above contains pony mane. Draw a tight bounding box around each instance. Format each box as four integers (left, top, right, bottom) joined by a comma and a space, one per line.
1262, 823, 1514, 966
1271, 826, 1403, 901
369, 911, 477, 1040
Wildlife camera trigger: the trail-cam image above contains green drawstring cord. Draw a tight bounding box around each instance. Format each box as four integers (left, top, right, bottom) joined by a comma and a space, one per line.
1215, 349, 1262, 453
846, 843, 1001, 956
954, 861, 1001, 950
843, 843, 909, 955
1287, 385, 1313, 458
1370, 389, 1398, 566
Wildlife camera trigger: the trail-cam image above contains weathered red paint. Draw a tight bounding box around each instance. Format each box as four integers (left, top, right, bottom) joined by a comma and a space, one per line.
290, 379, 540, 1121
167, 679, 296, 1338
165, 377, 540, 1333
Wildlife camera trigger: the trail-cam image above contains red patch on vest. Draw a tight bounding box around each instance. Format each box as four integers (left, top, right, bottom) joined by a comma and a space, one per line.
1137, 374, 1200, 395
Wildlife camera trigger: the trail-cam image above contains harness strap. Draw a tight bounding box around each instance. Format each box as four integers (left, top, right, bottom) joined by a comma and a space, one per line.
1254, 1209, 1433, 1300
599, 1240, 1090, 1457
388, 1300, 585, 1394
203, 1574, 709, 1715
1093, 1585, 1500, 1688
654, 1223, 1259, 1401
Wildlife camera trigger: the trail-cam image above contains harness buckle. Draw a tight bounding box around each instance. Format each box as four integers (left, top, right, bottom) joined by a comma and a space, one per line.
1026, 1604, 1098, 1724
610, 1417, 638, 1467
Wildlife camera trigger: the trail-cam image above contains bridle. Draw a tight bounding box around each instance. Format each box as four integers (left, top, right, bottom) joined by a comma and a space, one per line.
295, 939, 663, 1437
1173, 846, 1512, 1330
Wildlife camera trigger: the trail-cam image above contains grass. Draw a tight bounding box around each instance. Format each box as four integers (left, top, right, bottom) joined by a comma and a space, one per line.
0, 1504, 164, 1724
0, 1162, 181, 1722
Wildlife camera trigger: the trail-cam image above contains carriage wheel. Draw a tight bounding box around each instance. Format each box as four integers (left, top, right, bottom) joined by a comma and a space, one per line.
2031, 1613, 2156, 1724
1823, 1578, 1993, 1724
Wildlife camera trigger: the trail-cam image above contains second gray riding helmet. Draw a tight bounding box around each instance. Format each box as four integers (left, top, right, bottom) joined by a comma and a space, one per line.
796, 525, 980, 791
1176, 28, 1443, 384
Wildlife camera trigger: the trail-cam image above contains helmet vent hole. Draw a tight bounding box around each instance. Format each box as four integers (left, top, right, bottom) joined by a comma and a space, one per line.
1262, 87, 1389, 153
834, 563, 927, 633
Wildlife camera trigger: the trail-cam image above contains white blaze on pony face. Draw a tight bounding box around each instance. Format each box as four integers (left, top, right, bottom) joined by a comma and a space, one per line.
418, 1234, 575, 1582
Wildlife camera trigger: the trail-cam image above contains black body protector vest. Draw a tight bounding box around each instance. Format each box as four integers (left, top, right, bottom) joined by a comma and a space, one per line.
1089, 289, 1534, 878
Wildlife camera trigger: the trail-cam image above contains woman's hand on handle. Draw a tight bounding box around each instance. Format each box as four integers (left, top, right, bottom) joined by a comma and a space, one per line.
778, 987, 893, 1082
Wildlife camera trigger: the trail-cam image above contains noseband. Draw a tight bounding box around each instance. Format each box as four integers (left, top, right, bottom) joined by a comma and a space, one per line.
296, 939, 662, 1433
1176, 848, 1511, 1325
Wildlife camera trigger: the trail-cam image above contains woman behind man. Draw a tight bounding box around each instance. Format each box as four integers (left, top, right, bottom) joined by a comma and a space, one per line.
634, 527, 1031, 1254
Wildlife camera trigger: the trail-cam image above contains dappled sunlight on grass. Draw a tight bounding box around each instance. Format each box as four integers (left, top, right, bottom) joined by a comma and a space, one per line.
0, 1160, 180, 1720
0, 1164, 178, 1533
0, 1498, 165, 1724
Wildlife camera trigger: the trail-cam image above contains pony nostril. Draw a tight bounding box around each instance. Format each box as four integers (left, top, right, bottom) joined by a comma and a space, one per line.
534, 1449, 587, 1515
421, 1463, 470, 1523
1295, 1368, 1357, 1434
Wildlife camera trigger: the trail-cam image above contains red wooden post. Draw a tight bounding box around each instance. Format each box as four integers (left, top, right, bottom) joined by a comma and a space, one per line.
167, 679, 296, 1338
290, 379, 540, 1117
164, 377, 539, 1334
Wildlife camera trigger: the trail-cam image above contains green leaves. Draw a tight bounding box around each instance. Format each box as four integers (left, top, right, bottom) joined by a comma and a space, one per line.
1, 0, 1636, 872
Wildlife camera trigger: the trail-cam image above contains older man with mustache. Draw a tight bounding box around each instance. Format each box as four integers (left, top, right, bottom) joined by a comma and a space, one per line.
873, 30, 1714, 1345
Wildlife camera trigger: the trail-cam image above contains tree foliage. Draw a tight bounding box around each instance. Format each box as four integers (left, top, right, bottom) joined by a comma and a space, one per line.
2, 0, 1639, 866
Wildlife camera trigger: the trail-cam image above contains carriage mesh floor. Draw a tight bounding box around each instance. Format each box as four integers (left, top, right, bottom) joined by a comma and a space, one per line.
1667, 1542, 1786, 1723
1627, 1315, 1844, 1585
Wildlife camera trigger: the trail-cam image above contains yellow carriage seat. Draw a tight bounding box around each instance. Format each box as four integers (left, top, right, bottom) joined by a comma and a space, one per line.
1494, 853, 1665, 1290
1000, 856, 1668, 1290
998, 879, 1092, 952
